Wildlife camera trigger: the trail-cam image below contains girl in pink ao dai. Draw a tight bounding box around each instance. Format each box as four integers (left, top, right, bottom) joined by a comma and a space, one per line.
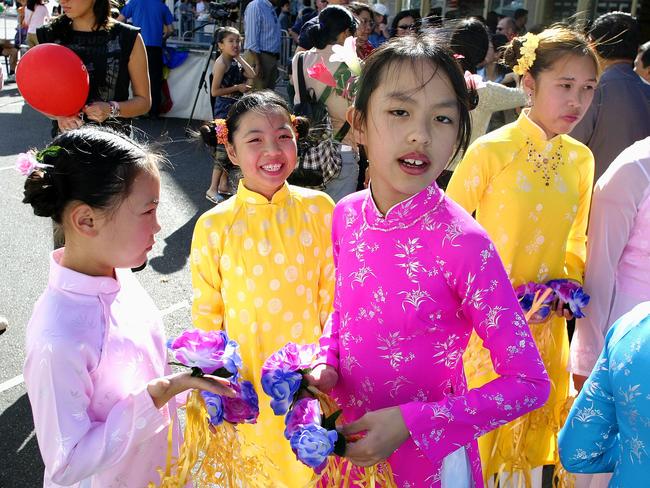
307, 35, 550, 487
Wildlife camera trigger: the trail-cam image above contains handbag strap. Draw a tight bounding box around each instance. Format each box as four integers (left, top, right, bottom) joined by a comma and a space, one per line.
296, 52, 311, 107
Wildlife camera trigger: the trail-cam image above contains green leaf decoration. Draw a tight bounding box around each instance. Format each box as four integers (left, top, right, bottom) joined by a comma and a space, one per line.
36, 145, 62, 163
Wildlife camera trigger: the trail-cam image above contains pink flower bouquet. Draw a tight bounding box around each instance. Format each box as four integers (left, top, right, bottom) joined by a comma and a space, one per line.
167, 328, 242, 378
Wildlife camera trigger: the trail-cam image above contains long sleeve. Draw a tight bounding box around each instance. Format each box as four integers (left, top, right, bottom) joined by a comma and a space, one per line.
400, 230, 550, 464
243, 2, 261, 52
316, 205, 335, 328
316, 203, 343, 368
480, 82, 527, 113
563, 149, 594, 282
559, 337, 618, 473
24, 339, 168, 486
571, 161, 644, 376
446, 142, 493, 215
190, 213, 225, 331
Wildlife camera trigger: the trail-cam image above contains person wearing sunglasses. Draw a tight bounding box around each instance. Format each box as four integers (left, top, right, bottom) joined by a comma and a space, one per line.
390, 9, 420, 38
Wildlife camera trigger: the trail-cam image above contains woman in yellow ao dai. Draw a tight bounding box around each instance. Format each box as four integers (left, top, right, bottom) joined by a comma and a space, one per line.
190, 181, 335, 487
447, 108, 594, 483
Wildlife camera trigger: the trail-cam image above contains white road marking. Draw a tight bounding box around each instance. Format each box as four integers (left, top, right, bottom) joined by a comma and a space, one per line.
0, 300, 191, 393
0, 374, 24, 393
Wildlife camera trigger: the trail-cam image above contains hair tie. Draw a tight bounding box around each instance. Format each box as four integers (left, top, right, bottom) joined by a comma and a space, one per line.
513, 33, 540, 75
214, 119, 229, 145
15, 146, 60, 177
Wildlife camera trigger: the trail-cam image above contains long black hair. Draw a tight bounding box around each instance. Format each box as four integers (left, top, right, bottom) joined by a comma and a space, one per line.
353, 34, 477, 162
48, 0, 112, 41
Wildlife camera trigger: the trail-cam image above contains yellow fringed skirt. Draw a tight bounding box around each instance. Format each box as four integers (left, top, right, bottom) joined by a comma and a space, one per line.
464, 315, 573, 487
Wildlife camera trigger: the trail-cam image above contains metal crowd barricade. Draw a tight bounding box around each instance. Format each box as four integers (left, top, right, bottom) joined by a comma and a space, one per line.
277, 29, 294, 87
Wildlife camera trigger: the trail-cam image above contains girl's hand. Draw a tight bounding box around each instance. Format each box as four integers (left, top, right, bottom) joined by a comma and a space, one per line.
304, 364, 338, 393
237, 83, 251, 94
339, 407, 410, 467
83, 102, 112, 123
56, 114, 84, 132
147, 371, 236, 409
553, 299, 574, 320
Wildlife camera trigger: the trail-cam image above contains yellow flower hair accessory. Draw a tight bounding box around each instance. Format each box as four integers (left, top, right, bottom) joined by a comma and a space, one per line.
513, 33, 540, 75
214, 119, 228, 145
290, 114, 300, 135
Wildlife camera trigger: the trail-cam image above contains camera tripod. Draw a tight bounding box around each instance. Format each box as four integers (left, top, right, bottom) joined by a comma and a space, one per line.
184, 22, 221, 132
184, 1, 244, 132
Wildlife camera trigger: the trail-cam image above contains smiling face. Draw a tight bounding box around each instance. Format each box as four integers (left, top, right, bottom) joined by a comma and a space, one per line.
525, 54, 598, 138
353, 60, 459, 213
225, 109, 297, 200
218, 33, 241, 58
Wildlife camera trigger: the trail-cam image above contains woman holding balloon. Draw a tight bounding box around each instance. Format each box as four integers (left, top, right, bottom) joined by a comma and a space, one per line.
34, 0, 150, 135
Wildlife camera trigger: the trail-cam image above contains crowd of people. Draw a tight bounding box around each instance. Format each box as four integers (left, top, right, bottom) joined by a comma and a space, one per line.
5, 1, 650, 487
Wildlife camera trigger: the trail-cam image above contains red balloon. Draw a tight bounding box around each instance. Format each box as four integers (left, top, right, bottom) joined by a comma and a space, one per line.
16, 43, 89, 117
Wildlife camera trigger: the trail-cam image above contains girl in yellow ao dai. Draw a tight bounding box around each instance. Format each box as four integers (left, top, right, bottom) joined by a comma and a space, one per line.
190, 92, 335, 487
446, 28, 599, 486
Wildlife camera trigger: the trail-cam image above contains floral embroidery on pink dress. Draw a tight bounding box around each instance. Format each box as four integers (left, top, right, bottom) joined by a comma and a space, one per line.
318, 183, 550, 487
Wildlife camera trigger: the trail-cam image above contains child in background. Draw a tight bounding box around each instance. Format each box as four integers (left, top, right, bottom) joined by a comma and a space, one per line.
207, 27, 255, 204
21, 127, 233, 487
308, 35, 549, 487
278, 0, 292, 31
447, 27, 599, 486
191, 91, 336, 487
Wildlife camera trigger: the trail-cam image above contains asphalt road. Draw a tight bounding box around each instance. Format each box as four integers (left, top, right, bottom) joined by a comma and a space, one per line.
0, 81, 220, 486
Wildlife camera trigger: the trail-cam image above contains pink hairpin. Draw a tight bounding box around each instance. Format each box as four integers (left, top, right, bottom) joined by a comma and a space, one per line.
15, 150, 52, 177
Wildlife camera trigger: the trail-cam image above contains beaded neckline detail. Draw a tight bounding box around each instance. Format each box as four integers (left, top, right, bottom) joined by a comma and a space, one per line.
526, 138, 564, 186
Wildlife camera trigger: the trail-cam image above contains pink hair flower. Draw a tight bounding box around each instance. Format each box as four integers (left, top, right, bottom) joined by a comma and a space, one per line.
307, 59, 337, 88
15, 151, 51, 177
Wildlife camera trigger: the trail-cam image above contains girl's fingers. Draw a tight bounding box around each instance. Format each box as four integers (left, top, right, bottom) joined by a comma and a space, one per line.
338, 416, 370, 437
193, 375, 236, 397
344, 438, 378, 466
